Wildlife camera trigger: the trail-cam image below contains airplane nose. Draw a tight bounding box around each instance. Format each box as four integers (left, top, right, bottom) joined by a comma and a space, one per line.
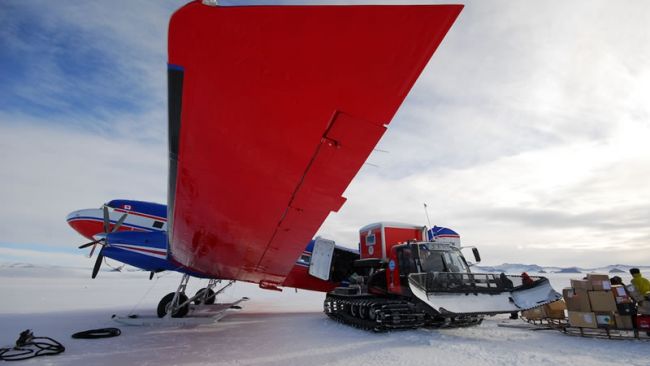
66, 208, 105, 241
66, 210, 83, 223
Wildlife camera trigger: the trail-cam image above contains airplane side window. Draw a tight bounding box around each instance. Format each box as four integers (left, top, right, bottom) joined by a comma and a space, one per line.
152, 221, 164, 229
300, 254, 311, 264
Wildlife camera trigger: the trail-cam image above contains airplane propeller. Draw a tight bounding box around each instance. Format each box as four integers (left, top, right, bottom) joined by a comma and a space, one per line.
92, 250, 104, 279
78, 239, 103, 249
77, 205, 128, 279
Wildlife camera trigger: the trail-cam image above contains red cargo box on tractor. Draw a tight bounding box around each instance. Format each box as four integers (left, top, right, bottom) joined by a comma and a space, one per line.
359, 222, 425, 260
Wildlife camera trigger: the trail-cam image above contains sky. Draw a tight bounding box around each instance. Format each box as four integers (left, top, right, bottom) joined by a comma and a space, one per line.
1, 0, 649, 268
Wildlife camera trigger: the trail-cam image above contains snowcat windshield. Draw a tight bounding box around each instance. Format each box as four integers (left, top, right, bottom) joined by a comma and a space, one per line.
418, 245, 469, 273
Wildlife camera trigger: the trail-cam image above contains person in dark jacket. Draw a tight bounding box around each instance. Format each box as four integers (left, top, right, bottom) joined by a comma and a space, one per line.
498, 273, 518, 319
500, 272, 514, 289
610, 276, 623, 286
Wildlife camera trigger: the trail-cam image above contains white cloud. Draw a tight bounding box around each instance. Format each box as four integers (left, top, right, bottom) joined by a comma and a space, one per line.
2, 1, 650, 269
0, 119, 166, 247
316, 0, 650, 267
318, 119, 650, 266
0, 1, 185, 132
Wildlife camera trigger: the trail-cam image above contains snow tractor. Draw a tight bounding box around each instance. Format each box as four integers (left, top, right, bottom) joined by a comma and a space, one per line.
316, 222, 561, 331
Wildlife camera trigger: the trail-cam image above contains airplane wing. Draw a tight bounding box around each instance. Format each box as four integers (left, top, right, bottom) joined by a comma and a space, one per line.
167, 1, 462, 285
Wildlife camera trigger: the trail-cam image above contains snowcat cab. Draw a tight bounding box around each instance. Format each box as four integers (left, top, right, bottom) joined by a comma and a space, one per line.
386, 241, 472, 296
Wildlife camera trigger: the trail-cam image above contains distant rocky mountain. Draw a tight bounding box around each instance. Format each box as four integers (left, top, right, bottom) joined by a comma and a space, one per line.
475, 263, 650, 274
474, 263, 545, 274
556, 267, 581, 273
0, 262, 36, 269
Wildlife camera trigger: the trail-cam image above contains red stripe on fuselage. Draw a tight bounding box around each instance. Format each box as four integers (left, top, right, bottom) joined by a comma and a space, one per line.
67, 218, 146, 241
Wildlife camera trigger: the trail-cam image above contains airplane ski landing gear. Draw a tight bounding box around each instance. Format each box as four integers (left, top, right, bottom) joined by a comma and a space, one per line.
194, 279, 234, 305
156, 275, 237, 318
157, 292, 189, 318
158, 273, 192, 318
194, 288, 215, 305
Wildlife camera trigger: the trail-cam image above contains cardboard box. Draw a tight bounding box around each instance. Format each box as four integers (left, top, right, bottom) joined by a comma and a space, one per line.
611, 285, 632, 304
568, 311, 597, 328
571, 279, 592, 291
587, 274, 611, 291
616, 302, 636, 316
544, 300, 567, 319
588, 291, 617, 312
595, 312, 615, 327
522, 306, 546, 320
636, 315, 650, 330
614, 314, 634, 330
563, 288, 591, 312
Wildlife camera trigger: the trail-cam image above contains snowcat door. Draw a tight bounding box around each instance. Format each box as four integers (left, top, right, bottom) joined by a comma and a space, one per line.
309, 238, 336, 280
396, 246, 418, 289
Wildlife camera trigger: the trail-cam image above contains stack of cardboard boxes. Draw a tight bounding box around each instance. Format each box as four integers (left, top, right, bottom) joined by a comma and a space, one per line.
564, 274, 635, 329
521, 300, 567, 320
612, 284, 636, 329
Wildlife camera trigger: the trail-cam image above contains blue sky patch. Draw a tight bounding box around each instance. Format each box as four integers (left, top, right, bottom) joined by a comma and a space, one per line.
0, 3, 150, 125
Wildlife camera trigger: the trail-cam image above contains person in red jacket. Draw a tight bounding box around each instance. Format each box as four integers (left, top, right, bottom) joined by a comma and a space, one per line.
521, 272, 534, 286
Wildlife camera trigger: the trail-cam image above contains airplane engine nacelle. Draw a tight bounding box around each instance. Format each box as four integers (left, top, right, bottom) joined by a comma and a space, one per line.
103, 231, 170, 272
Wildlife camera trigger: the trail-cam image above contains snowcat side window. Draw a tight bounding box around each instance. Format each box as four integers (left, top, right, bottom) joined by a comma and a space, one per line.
419, 250, 447, 273
442, 251, 469, 273
397, 248, 417, 277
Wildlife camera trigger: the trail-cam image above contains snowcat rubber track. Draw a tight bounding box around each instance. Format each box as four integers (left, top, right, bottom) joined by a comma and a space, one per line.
324, 294, 482, 332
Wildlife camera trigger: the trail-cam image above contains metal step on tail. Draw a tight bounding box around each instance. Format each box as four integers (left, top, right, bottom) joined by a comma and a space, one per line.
408, 272, 562, 315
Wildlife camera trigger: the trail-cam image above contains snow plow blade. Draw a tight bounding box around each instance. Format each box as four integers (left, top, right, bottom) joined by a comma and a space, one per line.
409, 272, 562, 315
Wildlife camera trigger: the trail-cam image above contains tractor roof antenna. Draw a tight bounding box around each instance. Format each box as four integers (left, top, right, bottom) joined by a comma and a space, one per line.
423, 203, 432, 230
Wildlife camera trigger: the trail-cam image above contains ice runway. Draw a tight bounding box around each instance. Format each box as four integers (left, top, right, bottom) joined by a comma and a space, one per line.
1, 265, 647, 365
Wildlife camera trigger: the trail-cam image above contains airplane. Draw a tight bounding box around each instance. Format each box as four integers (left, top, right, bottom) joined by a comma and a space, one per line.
66, 1, 561, 327
67, 199, 358, 317
64, 1, 467, 320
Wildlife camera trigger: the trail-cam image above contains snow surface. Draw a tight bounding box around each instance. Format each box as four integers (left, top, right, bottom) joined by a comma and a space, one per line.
1, 265, 648, 366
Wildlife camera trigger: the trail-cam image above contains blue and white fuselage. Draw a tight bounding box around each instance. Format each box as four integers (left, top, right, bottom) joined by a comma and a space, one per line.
67, 199, 333, 279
